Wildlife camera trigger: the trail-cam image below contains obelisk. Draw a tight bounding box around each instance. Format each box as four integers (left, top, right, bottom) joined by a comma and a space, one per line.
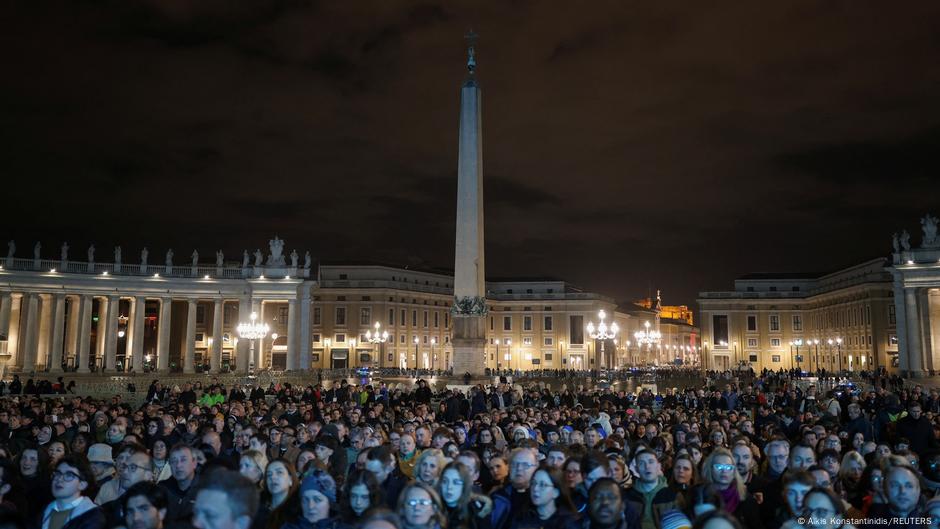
451, 32, 487, 376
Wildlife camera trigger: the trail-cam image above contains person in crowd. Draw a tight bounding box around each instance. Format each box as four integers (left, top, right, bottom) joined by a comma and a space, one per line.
397, 482, 446, 529
239, 450, 268, 488
100, 446, 154, 526
492, 448, 539, 529
340, 469, 382, 526
150, 439, 172, 483
398, 433, 420, 479
122, 482, 168, 529
413, 448, 447, 488
48, 440, 70, 468
159, 444, 200, 525
695, 448, 762, 529
281, 468, 346, 529
359, 508, 402, 529
365, 445, 407, 509
436, 461, 492, 529
865, 462, 925, 528
669, 453, 697, 510
18, 445, 54, 523
510, 465, 579, 529
256, 459, 298, 529
192, 469, 259, 529
42, 454, 105, 529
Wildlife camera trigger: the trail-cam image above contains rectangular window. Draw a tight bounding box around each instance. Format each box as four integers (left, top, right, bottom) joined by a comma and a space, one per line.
423, 335, 428, 344
771, 338, 781, 347
523, 316, 532, 331
769, 314, 780, 332
313, 333, 321, 343
490, 317, 494, 330
195, 332, 205, 342
792, 314, 802, 332
712, 315, 729, 345
747, 338, 758, 348
313, 307, 322, 326
388, 308, 395, 326
335, 307, 346, 326
423, 311, 429, 328
749, 353, 758, 362
401, 309, 406, 326
503, 338, 511, 345
772, 355, 781, 362
889, 334, 898, 347
747, 315, 757, 332
412, 310, 417, 327
278, 306, 289, 323
400, 335, 406, 344
434, 312, 439, 328
523, 337, 533, 346
444, 313, 449, 327
868, 335, 872, 345
544, 337, 554, 346
360, 308, 371, 326
544, 316, 553, 331
569, 315, 584, 345
544, 353, 553, 361
335, 333, 346, 343
503, 316, 512, 331
196, 306, 206, 324
888, 305, 896, 325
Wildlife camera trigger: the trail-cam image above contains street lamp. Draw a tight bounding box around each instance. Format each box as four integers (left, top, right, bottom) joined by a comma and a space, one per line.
634, 320, 661, 366
413, 336, 419, 368
431, 337, 437, 371
586, 310, 619, 369
505, 338, 512, 370
365, 322, 388, 368
811, 338, 820, 375
791, 338, 803, 374
237, 312, 269, 374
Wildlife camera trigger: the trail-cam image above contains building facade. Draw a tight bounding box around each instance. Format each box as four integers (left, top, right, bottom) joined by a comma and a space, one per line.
698, 258, 898, 373
0, 245, 699, 374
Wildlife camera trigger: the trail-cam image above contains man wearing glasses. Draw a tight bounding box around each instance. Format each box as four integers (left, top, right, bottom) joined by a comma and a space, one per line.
101, 447, 154, 527
490, 447, 538, 529
42, 455, 105, 529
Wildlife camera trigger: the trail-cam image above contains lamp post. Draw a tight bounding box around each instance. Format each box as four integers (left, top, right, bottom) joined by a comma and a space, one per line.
835, 337, 843, 374
431, 337, 437, 371
634, 320, 661, 367
702, 341, 708, 373
349, 338, 356, 370
732, 341, 738, 368
413, 336, 419, 369
237, 312, 269, 375
792, 338, 803, 374
365, 322, 388, 368
586, 310, 619, 370
324, 338, 331, 369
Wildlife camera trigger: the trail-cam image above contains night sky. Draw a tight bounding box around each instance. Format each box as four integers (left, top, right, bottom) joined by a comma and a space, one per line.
4, 1, 940, 309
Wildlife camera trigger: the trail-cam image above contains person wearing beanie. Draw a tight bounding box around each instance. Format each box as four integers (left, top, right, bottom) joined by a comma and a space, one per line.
281, 469, 348, 529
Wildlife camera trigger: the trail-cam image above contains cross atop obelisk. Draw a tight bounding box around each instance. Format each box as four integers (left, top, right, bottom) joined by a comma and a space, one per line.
451, 31, 487, 376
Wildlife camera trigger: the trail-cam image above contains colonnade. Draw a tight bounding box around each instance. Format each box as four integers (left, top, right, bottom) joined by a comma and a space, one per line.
0, 291, 309, 374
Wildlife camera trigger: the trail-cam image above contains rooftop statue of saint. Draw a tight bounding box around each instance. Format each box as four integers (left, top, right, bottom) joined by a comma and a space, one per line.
33, 242, 41, 260
6, 240, 14, 259
900, 230, 911, 251
267, 236, 286, 267
165, 249, 174, 267
922, 214, 939, 247
61, 242, 69, 262
88, 245, 95, 263
141, 247, 148, 266
216, 250, 224, 267
242, 250, 249, 268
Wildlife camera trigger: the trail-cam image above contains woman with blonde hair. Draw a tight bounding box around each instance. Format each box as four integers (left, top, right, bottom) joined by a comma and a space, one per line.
239, 449, 269, 487
839, 451, 867, 509
397, 481, 446, 529
414, 448, 448, 488
398, 432, 420, 479
694, 448, 761, 527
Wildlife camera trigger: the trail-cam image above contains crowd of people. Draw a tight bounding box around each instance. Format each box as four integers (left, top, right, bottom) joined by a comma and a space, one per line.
0, 369, 938, 529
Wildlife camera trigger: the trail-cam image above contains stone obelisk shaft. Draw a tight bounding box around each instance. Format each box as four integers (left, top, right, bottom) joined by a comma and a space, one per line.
452, 42, 487, 376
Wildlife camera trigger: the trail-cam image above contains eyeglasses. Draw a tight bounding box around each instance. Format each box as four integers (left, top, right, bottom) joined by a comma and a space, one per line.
712, 464, 735, 472
511, 462, 536, 471
52, 471, 81, 482
406, 499, 433, 508
119, 463, 145, 473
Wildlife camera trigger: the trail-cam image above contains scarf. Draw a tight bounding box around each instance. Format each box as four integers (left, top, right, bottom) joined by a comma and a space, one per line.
719, 483, 740, 513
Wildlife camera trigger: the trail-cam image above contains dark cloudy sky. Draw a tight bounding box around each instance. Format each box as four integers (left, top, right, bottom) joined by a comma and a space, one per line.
4, 1, 940, 308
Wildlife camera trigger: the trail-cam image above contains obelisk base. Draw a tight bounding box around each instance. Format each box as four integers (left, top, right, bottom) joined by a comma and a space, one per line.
452, 315, 486, 376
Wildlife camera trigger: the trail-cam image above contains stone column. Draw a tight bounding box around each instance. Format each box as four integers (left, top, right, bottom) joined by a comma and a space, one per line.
157, 298, 172, 372
0, 293, 12, 341
129, 297, 146, 372
210, 299, 223, 373
237, 297, 250, 374
103, 296, 120, 372
299, 290, 311, 371
184, 299, 197, 374
49, 294, 66, 373
254, 300, 263, 368
21, 294, 40, 371
77, 295, 92, 373
65, 296, 80, 368
905, 288, 924, 376
37, 295, 53, 368
6, 294, 22, 365
94, 297, 108, 369
286, 299, 298, 370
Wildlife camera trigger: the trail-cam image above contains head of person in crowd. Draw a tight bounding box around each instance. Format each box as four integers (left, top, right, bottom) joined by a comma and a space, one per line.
47, 440, 69, 467
119, 446, 154, 490
489, 455, 509, 487
731, 442, 755, 480
765, 439, 790, 476
782, 470, 816, 519
262, 458, 297, 520
455, 450, 482, 486
634, 448, 664, 488
530, 466, 575, 518
50, 454, 98, 505
399, 433, 417, 459
801, 488, 846, 529
587, 477, 623, 528
169, 444, 199, 489
238, 450, 267, 487
818, 449, 841, 478
17, 445, 48, 479
365, 445, 397, 484
692, 511, 745, 529
839, 451, 866, 485
702, 448, 745, 499
882, 462, 923, 517
789, 443, 816, 472
671, 453, 697, 488
437, 462, 479, 520
123, 481, 168, 529
397, 482, 445, 529
298, 468, 337, 524
509, 447, 539, 492
545, 446, 568, 470
414, 448, 446, 487
581, 451, 613, 492
359, 508, 402, 529
192, 469, 259, 529
342, 469, 381, 519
